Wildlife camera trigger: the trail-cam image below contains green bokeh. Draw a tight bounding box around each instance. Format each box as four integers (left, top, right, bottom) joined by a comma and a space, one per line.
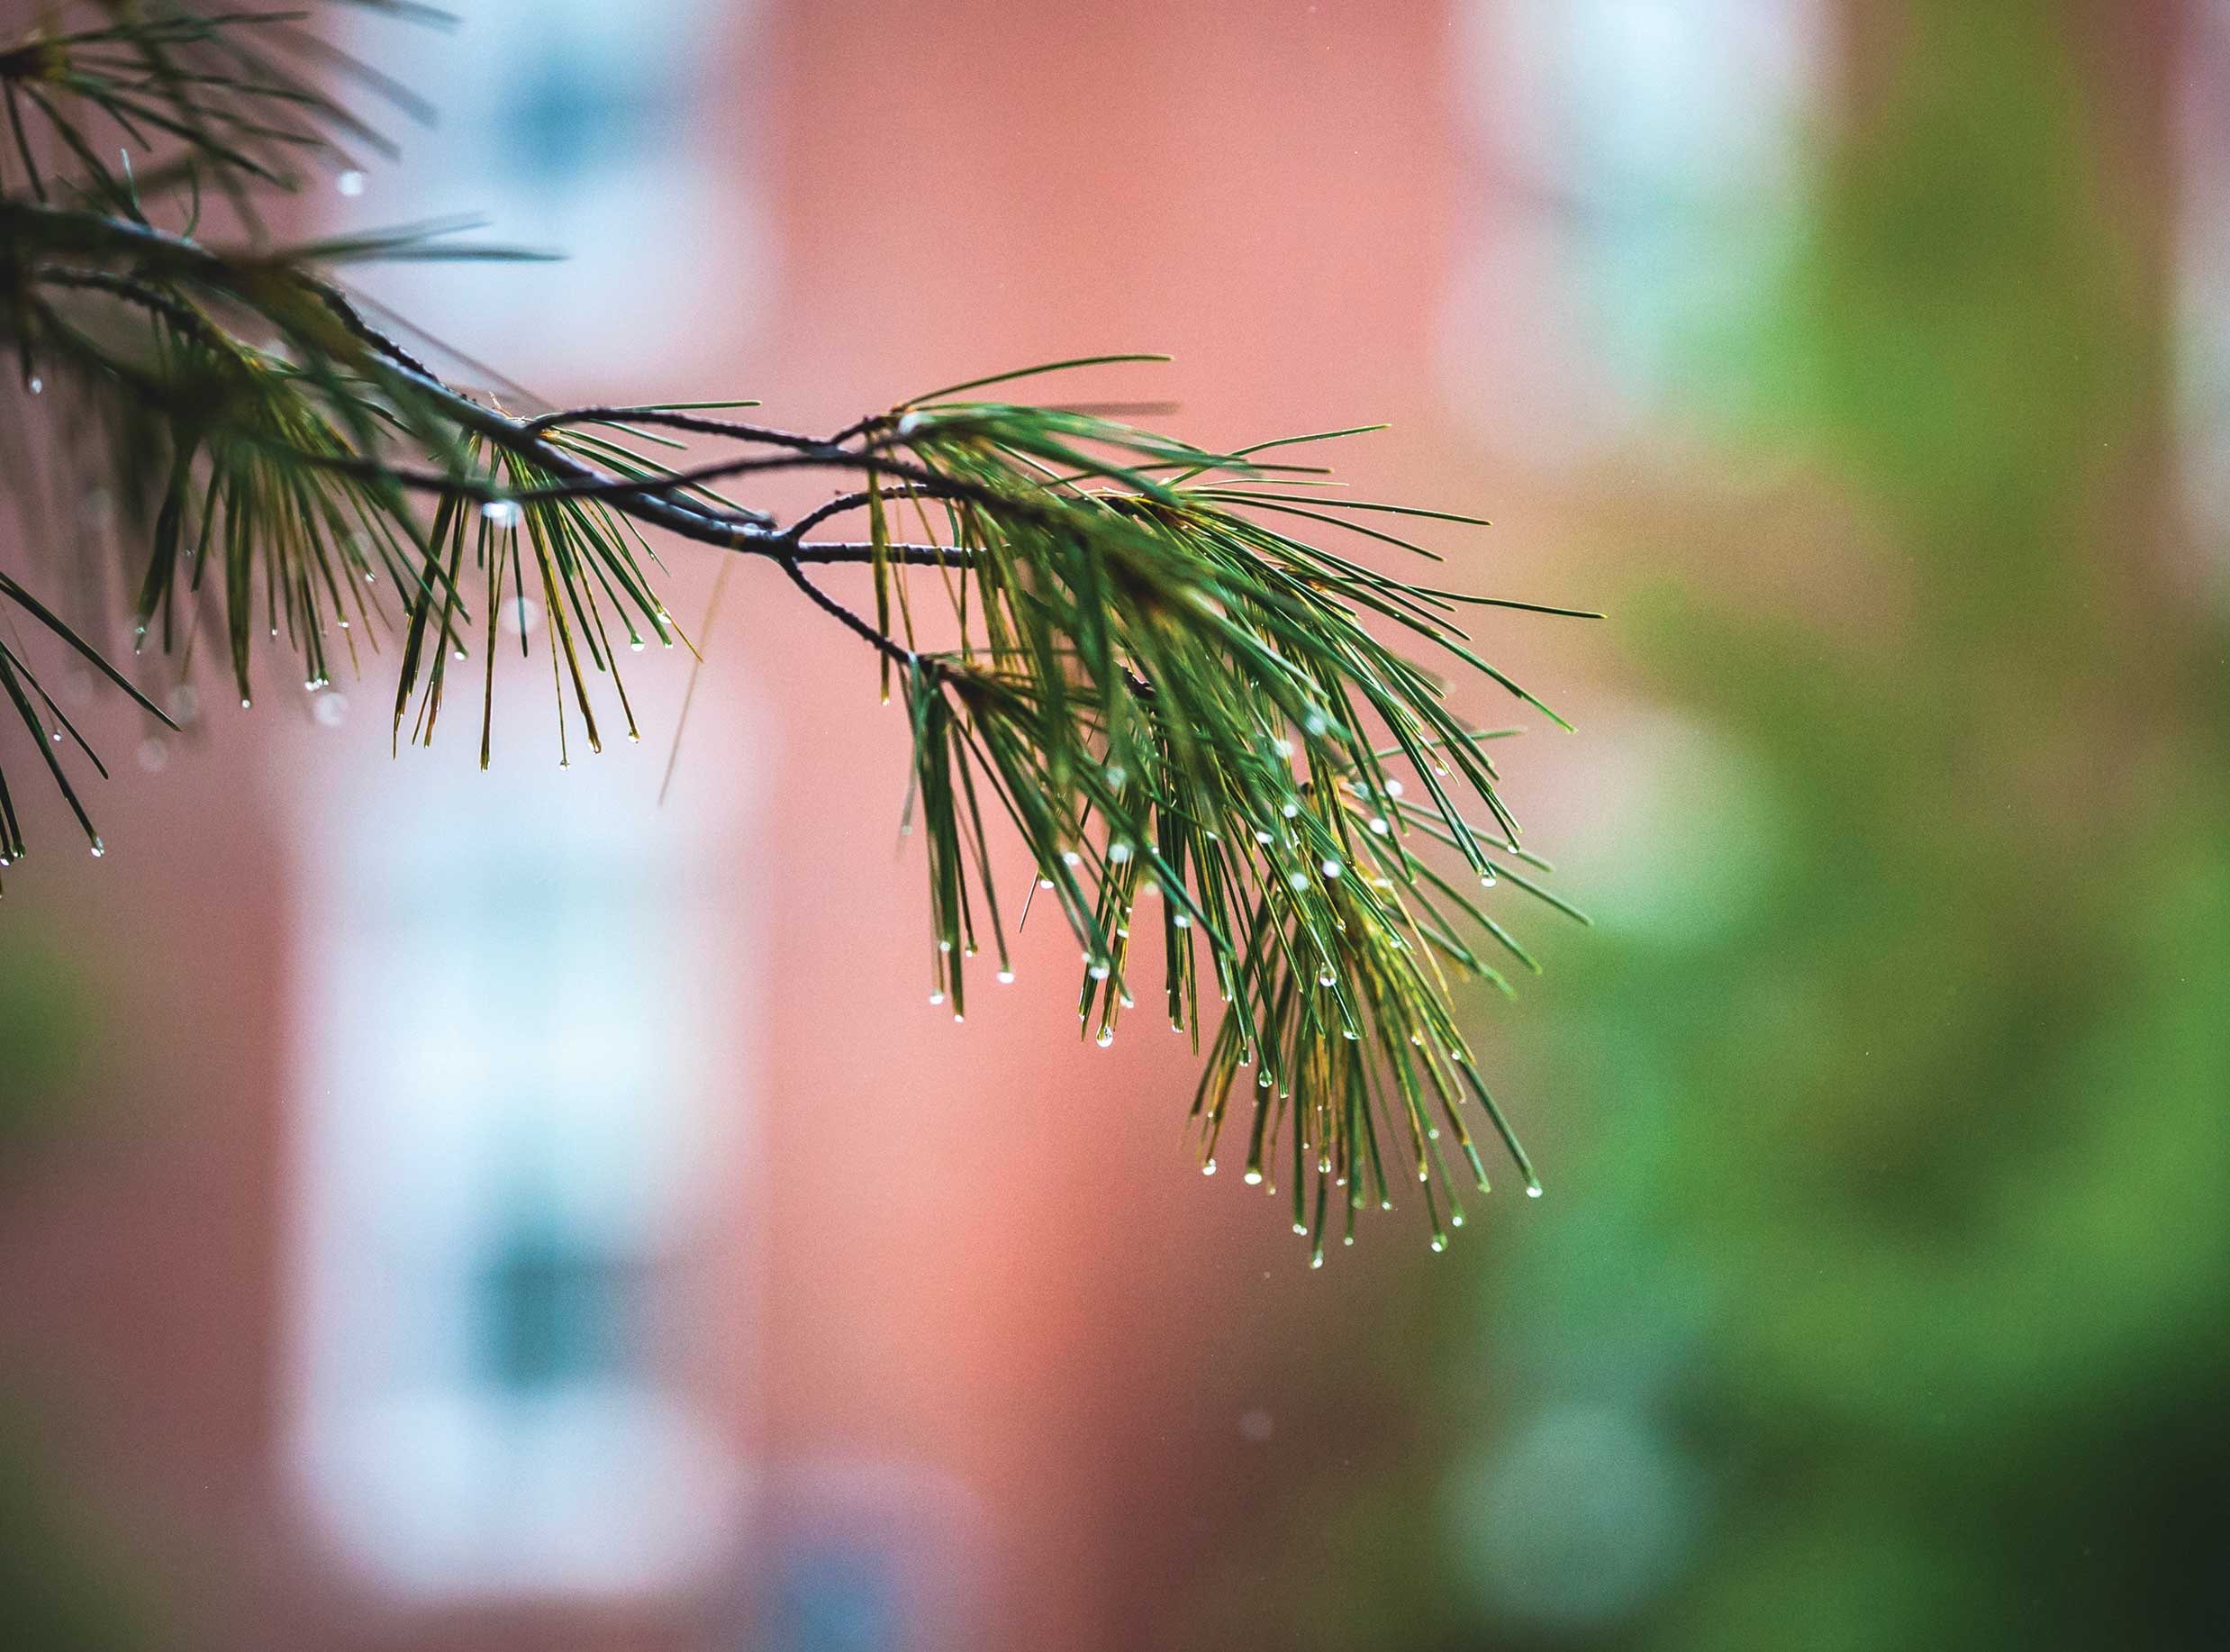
0, 949, 155, 1651
1184, 5, 2230, 1647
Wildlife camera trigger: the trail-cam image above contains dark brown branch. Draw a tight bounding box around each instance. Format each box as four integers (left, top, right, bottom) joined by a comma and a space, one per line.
776, 556, 920, 672
787, 540, 978, 567
522, 404, 829, 451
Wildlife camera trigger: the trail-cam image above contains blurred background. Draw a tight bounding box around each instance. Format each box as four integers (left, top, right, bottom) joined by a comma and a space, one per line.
4, 1, 2227, 1648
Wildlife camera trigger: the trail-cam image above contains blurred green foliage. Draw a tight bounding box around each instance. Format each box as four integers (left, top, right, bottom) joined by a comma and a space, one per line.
0, 948, 153, 1650
0, 1421, 157, 1652
0, 938, 94, 1149
1182, 5, 2230, 1647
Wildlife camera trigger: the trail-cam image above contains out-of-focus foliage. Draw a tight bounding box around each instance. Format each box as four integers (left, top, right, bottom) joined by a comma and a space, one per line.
0, 1422, 157, 1652
0, 953, 152, 1652
1179, 3, 2230, 1647
0, 939, 92, 1148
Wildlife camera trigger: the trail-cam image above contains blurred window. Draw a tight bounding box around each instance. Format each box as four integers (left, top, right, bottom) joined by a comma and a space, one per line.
333, 0, 766, 379
1443, 0, 1827, 457
2177, 2, 2230, 560
765, 1541, 902, 1652
285, 752, 748, 1602
744, 1464, 985, 1652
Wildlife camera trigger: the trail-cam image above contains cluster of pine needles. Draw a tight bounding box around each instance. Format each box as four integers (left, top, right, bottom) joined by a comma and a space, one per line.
0, 0, 1594, 1253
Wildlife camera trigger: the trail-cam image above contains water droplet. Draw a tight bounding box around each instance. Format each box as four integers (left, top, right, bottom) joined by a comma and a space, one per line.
336, 168, 366, 197
1369, 816, 1389, 835
1243, 1169, 1263, 1185
1302, 711, 1328, 737
1087, 959, 1111, 981
629, 637, 647, 652
1286, 871, 1309, 891
1095, 1029, 1114, 1048
1106, 766, 1128, 789
1108, 840, 1132, 864
1317, 967, 1336, 987
1450, 1211, 1465, 1227
938, 939, 953, 953
27, 376, 43, 395
1172, 912, 1191, 929
1254, 829, 1274, 845
929, 991, 946, 1005
1480, 868, 1498, 887
88, 839, 105, 858
1429, 1235, 1446, 1253
1320, 858, 1343, 878
479, 497, 521, 529
1281, 800, 1301, 819
954, 1012, 965, 1023
1385, 779, 1404, 797
1038, 876, 1056, 890
1526, 1184, 1542, 1198
1061, 849, 1083, 867
997, 969, 1016, 984
452, 649, 467, 662
1273, 738, 1294, 758
1202, 1158, 1218, 1175
1310, 1254, 1324, 1269
240, 697, 252, 709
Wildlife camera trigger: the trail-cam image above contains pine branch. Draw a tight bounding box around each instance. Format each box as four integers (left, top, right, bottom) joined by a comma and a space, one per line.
0, 0, 1596, 1254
